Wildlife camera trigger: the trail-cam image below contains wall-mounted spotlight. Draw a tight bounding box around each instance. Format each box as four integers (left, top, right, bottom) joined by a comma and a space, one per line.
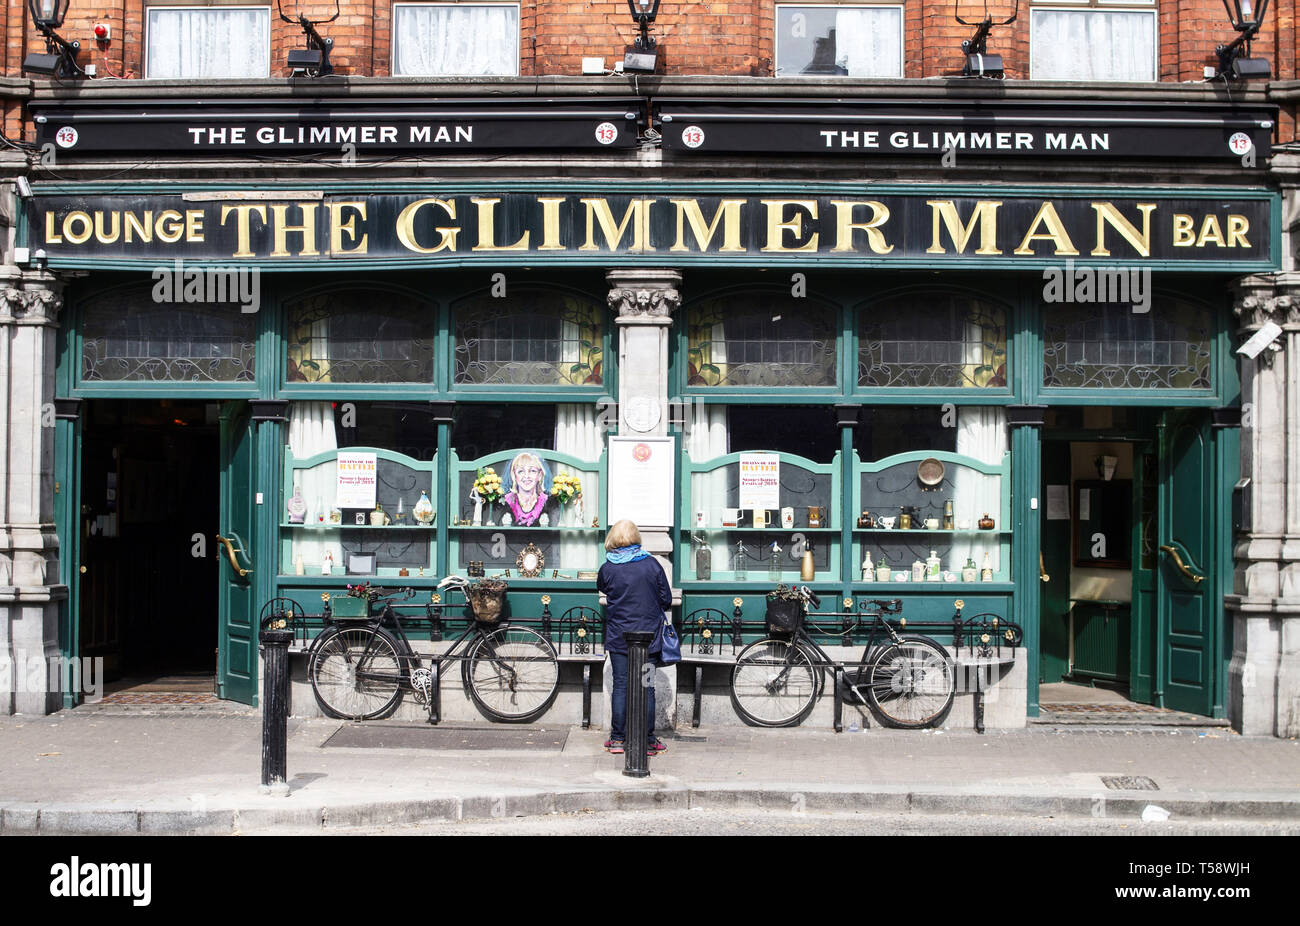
624, 0, 661, 73
955, 1, 1018, 78
1216, 0, 1271, 79
22, 0, 82, 79
279, 0, 338, 77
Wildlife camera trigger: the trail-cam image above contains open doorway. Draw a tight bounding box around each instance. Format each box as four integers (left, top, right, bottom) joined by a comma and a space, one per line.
78, 400, 221, 700
1038, 406, 1228, 723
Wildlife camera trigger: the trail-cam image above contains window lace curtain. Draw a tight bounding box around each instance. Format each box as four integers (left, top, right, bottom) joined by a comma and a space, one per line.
834, 8, 903, 78
147, 8, 270, 78
952, 407, 1007, 576
1031, 10, 1156, 81
288, 402, 341, 573
555, 405, 601, 564
687, 403, 730, 573
394, 5, 518, 76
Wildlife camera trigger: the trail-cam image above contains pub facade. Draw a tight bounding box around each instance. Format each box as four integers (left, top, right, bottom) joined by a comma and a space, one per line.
0, 0, 1296, 736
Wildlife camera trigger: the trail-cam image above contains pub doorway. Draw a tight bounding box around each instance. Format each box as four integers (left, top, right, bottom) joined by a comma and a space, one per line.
77, 399, 221, 700
1037, 407, 1227, 721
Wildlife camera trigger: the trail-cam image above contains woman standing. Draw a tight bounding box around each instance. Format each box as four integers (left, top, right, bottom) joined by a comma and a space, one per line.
597, 519, 672, 755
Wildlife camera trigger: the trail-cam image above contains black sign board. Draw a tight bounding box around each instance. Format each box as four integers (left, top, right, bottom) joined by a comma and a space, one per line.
656, 98, 1276, 160
29, 96, 643, 154
26, 186, 1277, 271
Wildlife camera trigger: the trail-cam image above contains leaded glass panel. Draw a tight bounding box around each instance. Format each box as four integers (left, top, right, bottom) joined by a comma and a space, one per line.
858, 294, 1007, 388
688, 293, 837, 387
1042, 299, 1213, 390
453, 290, 603, 386
80, 288, 256, 383
286, 290, 434, 384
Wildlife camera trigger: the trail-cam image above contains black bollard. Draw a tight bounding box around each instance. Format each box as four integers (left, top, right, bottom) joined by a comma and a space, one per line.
623, 631, 655, 779
259, 618, 294, 793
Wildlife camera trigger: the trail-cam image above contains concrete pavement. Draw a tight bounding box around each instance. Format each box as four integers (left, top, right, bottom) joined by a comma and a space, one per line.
1, 706, 1296, 834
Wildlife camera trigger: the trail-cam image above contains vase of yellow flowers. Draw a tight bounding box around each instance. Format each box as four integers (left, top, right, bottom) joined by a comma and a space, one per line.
472, 466, 503, 526
551, 471, 584, 526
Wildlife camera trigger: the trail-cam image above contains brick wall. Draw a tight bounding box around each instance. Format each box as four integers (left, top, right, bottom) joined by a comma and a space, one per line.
0, 0, 1290, 82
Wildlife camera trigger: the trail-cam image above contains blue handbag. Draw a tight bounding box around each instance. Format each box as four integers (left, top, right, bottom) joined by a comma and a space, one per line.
657, 613, 682, 664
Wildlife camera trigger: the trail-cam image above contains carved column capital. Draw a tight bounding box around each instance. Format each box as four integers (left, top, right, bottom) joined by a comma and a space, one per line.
0, 284, 64, 326
605, 269, 682, 322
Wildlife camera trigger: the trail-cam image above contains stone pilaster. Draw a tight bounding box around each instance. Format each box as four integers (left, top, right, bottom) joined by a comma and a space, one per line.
0, 273, 67, 715
1227, 272, 1300, 737
605, 269, 682, 734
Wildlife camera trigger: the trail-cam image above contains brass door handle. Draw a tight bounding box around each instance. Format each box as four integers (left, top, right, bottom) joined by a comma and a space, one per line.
1039, 552, 1050, 583
1159, 545, 1203, 585
216, 534, 253, 577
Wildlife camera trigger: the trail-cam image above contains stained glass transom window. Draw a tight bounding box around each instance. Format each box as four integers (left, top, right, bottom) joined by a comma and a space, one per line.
286, 290, 434, 384
80, 288, 256, 383
688, 293, 837, 388
453, 290, 604, 387
1042, 299, 1213, 390
858, 293, 1007, 388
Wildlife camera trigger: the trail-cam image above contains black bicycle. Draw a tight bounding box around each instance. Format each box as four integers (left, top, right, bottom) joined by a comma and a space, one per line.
306, 577, 560, 723
729, 588, 956, 729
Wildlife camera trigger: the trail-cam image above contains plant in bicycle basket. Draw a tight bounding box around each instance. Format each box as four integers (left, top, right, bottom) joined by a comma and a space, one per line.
765, 584, 806, 633
346, 582, 378, 600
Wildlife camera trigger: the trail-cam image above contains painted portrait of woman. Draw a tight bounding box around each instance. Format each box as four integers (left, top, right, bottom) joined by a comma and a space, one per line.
502, 452, 559, 527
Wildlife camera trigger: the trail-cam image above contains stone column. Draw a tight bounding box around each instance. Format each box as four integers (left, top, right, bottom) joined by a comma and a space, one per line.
1228, 273, 1300, 737
0, 273, 66, 715
605, 269, 682, 733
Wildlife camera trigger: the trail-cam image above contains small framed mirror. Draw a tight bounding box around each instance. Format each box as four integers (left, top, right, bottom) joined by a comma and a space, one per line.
516, 542, 545, 578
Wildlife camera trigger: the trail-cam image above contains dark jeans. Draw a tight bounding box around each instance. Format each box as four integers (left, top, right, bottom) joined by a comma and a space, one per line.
609, 651, 657, 743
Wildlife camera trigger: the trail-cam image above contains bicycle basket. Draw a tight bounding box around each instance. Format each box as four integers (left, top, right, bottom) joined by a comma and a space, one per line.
764, 598, 805, 634
465, 582, 507, 623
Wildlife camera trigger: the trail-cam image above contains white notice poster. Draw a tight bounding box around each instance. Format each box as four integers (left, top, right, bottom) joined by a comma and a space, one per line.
608, 437, 675, 528
738, 453, 780, 509
336, 452, 378, 509
1046, 485, 1070, 521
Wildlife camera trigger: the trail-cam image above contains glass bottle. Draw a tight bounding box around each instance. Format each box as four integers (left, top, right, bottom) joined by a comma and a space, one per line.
768, 541, 782, 580
981, 552, 994, 582
694, 533, 712, 581
962, 556, 978, 583
862, 549, 874, 582
733, 540, 748, 581
396, 497, 407, 523
926, 549, 942, 581
876, 555, 892, 583
911, 557, 925, 583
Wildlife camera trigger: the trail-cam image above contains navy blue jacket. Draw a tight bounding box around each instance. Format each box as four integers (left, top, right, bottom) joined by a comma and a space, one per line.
597, 555, 673, 654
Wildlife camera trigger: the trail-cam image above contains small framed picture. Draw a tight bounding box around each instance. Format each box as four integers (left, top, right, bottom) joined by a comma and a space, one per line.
347, 553, 376, 576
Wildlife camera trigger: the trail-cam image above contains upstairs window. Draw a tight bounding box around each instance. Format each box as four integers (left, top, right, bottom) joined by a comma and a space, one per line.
145, 6, 271, 78
392, 3, 520, 76
1031, 2, 1157, 81
775, 4, 904, 77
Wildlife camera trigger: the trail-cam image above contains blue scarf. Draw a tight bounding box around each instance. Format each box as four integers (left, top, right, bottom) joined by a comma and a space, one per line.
606, 544, 650, 564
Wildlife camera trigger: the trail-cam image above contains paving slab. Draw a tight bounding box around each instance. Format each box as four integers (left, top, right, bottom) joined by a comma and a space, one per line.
0, 710, 1296, 833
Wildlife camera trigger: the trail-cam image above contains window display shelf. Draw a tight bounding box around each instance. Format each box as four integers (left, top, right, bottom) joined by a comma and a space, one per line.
853, 528, 1011, 535
449, 525, 603, 532
281, 522, 436, 530
689, 526, 840, 533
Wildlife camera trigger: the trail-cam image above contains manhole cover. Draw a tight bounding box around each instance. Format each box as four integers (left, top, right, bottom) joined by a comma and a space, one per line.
1101, 775, 1160, 791
323, 725, 566, 751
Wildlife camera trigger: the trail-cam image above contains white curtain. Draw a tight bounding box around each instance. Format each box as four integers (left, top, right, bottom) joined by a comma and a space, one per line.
555, 405, 601, 567
686, 404, 730, 574
1031, 10, 1156, 81
952, 407, 1007, 576
393, 5, 518, 76
289, 402, 342, 574
834, 8, 903, 78
147, 8, 270, 78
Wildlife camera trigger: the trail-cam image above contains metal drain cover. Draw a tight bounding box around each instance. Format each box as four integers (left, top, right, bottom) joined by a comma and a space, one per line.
1101, 775, 1160, 791
323, 725, 566, 751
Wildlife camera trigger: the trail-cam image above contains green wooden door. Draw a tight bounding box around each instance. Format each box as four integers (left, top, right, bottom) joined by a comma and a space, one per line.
1128, 443, 1158, 704
1156, 413, 1216, 715
1038, 441, 1071, 685
217, 402, 258, 705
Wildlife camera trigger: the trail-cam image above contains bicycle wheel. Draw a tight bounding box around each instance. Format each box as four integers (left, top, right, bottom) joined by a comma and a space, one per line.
309, 625, 406, 720
730, 638, 822, 727
860, 635, 955, 729
462, 625, 560, 723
